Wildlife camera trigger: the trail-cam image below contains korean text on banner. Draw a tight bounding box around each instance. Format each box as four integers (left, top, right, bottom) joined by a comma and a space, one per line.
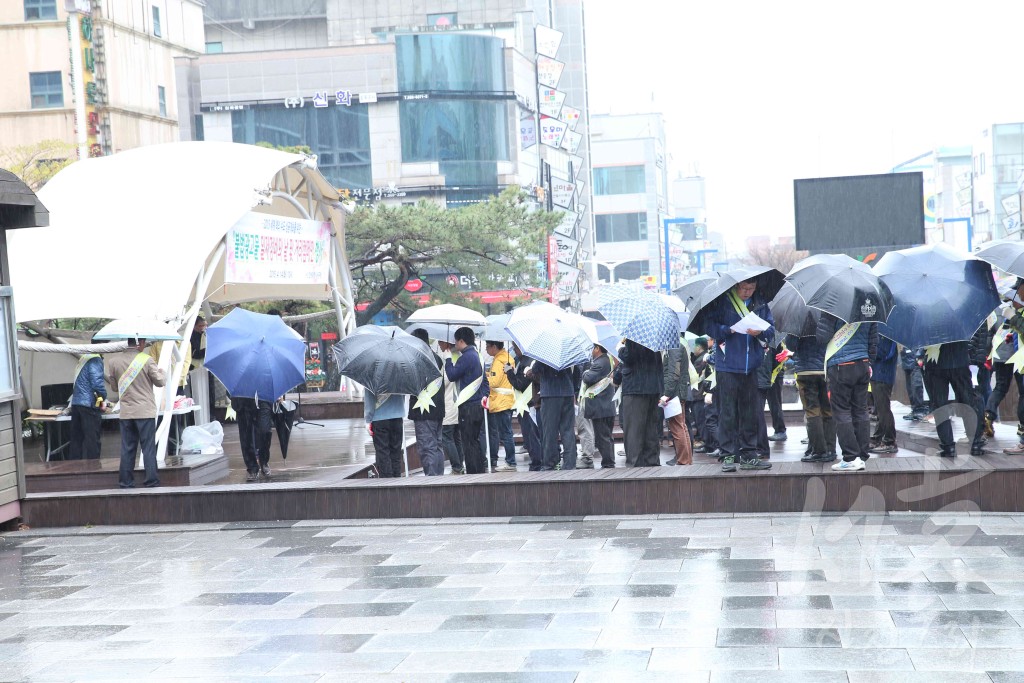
225, 211, 332, 285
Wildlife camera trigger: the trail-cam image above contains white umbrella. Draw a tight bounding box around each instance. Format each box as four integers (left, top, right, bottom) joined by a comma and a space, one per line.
505, 301, 598, 370
482, 314, 512, 343
657, 293, 691, 330
92, 317, 182, 342
406, 303, 487, 326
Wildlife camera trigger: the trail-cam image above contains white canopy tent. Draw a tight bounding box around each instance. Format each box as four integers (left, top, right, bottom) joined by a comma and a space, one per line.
8, 141, 358, 460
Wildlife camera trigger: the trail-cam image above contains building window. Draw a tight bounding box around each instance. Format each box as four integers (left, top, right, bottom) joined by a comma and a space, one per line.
193, 114, 205, 141
593, 165, 646, 195
152, 5, 162, 37
427, 12, 457, 26
29, 71, 64, 109
158, 86, 166, 117
232, 104, 372, 189
205, 42, 224, 54
396, 34, 505, 93
400, 99, 509, 166
614, 261, 651, 281
595, 213, 648, 242
24, 0, 57, 20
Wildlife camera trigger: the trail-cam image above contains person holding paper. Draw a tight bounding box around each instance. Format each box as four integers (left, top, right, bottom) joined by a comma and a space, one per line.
443, 327, 489, 474
816, 312, 877, 471
661, 341, 693, 465
699, 278, 774, 473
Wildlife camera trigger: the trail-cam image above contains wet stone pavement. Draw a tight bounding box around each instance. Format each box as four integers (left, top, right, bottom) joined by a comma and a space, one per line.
5, 514, 1024, 681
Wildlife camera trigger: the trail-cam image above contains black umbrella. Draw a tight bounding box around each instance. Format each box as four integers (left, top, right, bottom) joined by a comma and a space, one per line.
786, 253, 894, 324
333, 325, 441, 397
687, 265, 785, 335
673, 271, 721, 310
770, 283, 821, 337
975, 239, 1024, 278
272, 402, 297, 459
873, 244, 1001, 348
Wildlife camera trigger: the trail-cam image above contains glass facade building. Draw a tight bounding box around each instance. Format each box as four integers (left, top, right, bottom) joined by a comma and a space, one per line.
230, 104, 372, 189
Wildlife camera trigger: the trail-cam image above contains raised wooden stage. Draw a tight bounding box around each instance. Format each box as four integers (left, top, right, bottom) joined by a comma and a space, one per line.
18, 405, 1024, 527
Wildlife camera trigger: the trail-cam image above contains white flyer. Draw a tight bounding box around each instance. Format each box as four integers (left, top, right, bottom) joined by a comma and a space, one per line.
730, 312, 771, 335
662, 396, 683, 419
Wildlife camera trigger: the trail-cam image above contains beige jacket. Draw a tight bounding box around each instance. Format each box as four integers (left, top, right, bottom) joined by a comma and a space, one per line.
106, 349, 166, 420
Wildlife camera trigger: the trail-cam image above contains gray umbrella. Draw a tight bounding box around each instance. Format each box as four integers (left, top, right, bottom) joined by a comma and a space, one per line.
333, 325, 441, 397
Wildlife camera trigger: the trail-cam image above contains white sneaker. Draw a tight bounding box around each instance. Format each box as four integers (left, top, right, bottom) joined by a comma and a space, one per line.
831, 457, 865, 472
496, 463, 517, 472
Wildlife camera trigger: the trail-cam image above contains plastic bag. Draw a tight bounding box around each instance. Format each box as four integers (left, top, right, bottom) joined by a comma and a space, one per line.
179, 421, 224, 454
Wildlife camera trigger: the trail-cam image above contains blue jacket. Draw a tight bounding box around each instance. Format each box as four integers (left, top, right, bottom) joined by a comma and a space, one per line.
533, 361, 579, 398
871, 337, 898, 385
364, 391, 407, 423
444, 346, 489, 405
816, 315, 877, 367
71, 356, 106, 408
786, 334, 827, 375
900, 347, 923, 371
701, 295, 776, 376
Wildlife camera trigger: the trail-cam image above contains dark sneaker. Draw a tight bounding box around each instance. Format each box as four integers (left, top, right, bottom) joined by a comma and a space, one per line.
812, 453, 838, 463
246, 471, 259, 482
938, 449, 956, 458
970, 445, 988, 456
740, 457, 772, 470
721, 455, 737, 473
767, 432, 787, 442
869, 444, 898, 455
801, 452, 819, 463
664, 459, 677, 466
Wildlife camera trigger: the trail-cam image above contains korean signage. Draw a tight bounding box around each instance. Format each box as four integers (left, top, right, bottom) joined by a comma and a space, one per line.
555, 233, 580, 265
561, 129, 583, 155
536, 56, 565, 88
552, 180, 576, 209
561, 105, 582, 131
554, 210, 580, 237
68, 12, 103, 157
520, 115, 537, 150
284, 89, 358, 109
345, 185, 407, 201
547, 236, 558, 281
535, 25, 563, 58
540, 116, 568, 148
225, 211, 331, 285
557, 262, 581, 297
539, 88, 566, 118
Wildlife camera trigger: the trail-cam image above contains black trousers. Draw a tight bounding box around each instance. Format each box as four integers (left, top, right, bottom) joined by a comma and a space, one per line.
703, 392, 719, 451
767, 378, 786, 433
540, 396, 575, 471
926, 366, 984, 452
717, 371, 760, 460
236, 400, 273, 474
621, 394, 661, 467
592, 416, 615, 468
986, 362, 1024, 423
372, 417, 404, 477
827, 361, 871, 461
441, 424, 464, 472
457, 404, 485, 474
797, 374, 834, 456
519, 412, 543, 471
905, 365, 927, 414
118, 418, 158, 488
756, 388, 771, 457
871, 380, 896, 445
69, 405, 102, 460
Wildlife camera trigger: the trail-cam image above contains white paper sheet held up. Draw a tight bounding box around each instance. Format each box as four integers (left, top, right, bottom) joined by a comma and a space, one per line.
730, 312, 771, 335
662, 396, 683, 419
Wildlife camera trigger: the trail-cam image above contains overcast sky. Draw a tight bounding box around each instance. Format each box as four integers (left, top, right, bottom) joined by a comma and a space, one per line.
583, 0, 1024, 252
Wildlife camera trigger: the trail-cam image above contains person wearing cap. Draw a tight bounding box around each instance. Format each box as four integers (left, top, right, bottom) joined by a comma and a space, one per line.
105, 337, 166, 488
484, 339, 517, 471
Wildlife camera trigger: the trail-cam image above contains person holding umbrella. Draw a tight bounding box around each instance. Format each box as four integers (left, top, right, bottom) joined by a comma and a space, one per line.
696, 276, 776, 472
408, 328, 446, 476
443, 327, 489, 474
582, 344, 617, 468
868, 336, 899, 455
619, 339, 664, 467
922, 339, 987, 458
787, 332, 837, 463
106, 337, 166, 488
438, 339, 465, 474
364, 389, 408, 477
505, 343, 542, 471
529, 360, 579, 471
484, 339, 517, 472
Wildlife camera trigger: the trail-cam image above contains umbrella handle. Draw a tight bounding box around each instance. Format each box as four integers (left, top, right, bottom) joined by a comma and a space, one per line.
483, 405, 491, 474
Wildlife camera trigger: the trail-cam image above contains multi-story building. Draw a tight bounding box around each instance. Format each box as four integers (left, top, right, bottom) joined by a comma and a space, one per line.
0, 0, 204, 158
891, 146, 973, 251
589, 112, 670, 287
971, 124, 1024, 245
177, 0, 593, 304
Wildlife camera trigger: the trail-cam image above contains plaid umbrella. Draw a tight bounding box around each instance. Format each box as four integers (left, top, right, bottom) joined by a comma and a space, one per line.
505, 302, 597, 371
596, 285, 680, 351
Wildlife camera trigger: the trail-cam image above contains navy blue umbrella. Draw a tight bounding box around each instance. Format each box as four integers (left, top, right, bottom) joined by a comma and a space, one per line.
873, 244, 1001, 348
205, 308, 306, 402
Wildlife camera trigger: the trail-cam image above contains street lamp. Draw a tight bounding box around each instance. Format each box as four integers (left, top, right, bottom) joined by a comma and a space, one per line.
661, 217, 694, 292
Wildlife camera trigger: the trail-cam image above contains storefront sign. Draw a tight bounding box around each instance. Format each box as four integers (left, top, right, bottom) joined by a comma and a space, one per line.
540, 116, 568, 148
1002, 194, 1021, 216
520, 115, 537, 150
535, 25, 563, 58
561, 105, 582, 130
305, 341, 325, 389
561, 129, 583, 155
538, 88, 566, 118
536, 56, 565, 88
552, 180, 576, 209
547, 236, 558, 281
347, 185, 407, 201
225, 211, 331, 285
555, 234, 580, 265
554, 210, 580, 237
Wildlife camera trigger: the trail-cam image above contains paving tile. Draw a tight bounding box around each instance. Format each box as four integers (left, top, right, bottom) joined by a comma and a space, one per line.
301, 602, 413, 618
393, 650, 527, 673
837, 627, 971, 648
889, 609, 1019, 628
648, 647, 778, 671
185, 592, 292, 606
778, 646, 914, 670
908, 648, 1024, 671
520, 648, 652, 671
879, 581, 992, 595
722, 596, 832, 610
711, 674, 849, 683
247, 634, 373, 653
438, 614, 553, 630
847, 674, 994, 683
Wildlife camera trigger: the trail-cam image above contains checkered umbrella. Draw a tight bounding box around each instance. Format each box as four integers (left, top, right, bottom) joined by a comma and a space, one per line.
596, 285, 681, 351
504, 302, 597, 371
